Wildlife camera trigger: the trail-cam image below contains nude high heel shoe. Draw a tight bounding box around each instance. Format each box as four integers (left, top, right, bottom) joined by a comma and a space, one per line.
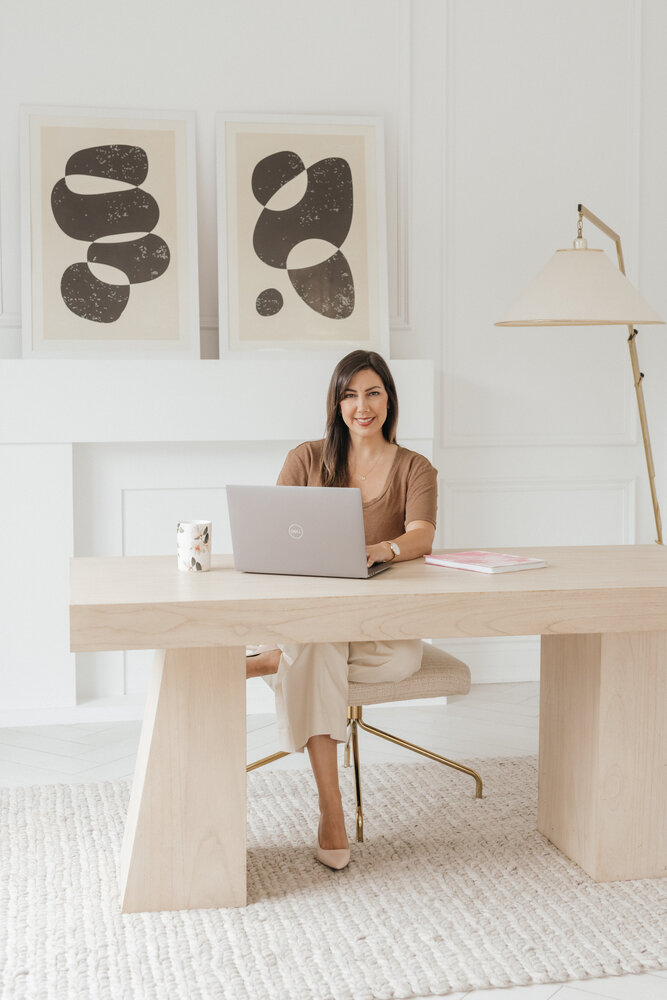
316, 840, 351, 871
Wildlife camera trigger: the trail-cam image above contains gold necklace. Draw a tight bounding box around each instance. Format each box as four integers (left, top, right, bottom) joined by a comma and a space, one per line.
351, 448, 385, 481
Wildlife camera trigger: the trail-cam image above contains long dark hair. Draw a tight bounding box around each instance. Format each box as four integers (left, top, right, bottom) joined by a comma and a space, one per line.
320, 350, 399, 488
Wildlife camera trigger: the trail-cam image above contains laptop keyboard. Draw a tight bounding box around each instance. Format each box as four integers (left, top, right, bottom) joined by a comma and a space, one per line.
366, 562, 391, 578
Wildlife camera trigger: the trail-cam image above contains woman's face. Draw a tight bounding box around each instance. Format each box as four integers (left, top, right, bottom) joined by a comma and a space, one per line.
338, 368, 389, 440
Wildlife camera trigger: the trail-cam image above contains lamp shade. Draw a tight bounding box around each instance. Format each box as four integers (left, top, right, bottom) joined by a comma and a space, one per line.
495, 248, 664, 326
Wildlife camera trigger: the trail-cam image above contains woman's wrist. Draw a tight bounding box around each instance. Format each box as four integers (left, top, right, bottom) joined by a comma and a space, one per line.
383, 540, 400, 561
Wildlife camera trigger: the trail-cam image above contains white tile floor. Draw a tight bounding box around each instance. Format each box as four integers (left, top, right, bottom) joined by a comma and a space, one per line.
0, 682, 664, 1000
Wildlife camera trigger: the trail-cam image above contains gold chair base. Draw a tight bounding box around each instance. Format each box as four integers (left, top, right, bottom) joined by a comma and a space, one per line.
343, 705, 483, 843
247, 707, 484, 846
246, 750, 289, 773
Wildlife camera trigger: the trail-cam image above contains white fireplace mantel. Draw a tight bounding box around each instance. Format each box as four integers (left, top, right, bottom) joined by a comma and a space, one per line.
0, 359, 433, 444
0, 359, 434, 724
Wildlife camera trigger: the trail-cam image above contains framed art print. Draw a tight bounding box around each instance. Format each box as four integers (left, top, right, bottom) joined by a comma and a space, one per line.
217, 113, 389, 357
21, 106, 199, 358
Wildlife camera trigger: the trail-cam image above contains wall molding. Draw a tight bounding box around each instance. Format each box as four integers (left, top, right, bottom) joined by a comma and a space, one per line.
439, 0, 456, 448
439, 423, 637, 450
0, 321, 20, 359
441, 475, 636, 546
390, 0, 412, 331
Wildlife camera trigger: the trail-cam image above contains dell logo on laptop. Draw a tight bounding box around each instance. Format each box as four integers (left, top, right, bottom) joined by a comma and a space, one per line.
288, 523, 304, 540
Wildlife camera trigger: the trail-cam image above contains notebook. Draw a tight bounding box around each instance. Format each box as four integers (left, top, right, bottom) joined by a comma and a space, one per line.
226, 484, 392, 579
424, 550, 547, 574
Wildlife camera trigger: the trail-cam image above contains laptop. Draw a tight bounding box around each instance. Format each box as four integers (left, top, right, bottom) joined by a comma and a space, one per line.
226, 484, 392, 579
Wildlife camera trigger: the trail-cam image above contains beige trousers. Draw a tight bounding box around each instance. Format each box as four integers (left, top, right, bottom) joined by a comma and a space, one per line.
266, 640, 423, 752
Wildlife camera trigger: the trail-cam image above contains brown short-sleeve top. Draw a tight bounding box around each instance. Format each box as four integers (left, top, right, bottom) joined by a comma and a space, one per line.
277, 440, 438, 546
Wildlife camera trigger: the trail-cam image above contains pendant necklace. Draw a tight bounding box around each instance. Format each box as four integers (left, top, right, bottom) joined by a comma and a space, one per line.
354, 449, 384, 481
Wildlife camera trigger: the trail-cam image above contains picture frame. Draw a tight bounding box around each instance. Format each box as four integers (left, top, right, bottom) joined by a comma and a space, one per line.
217, 113, 389, 358
21, 105, 199, 358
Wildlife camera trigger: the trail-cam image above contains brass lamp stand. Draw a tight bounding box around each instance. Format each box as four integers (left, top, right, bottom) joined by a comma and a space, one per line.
576, 205, 662, 545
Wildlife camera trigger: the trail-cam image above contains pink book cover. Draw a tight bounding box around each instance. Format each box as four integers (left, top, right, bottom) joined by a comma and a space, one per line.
424, 550, 547, 574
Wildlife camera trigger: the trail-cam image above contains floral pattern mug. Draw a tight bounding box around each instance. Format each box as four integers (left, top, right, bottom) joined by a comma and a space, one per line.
177, 521, 212, 572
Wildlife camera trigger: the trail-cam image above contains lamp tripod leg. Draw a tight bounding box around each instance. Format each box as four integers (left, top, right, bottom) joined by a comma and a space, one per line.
627, 327, 663, 545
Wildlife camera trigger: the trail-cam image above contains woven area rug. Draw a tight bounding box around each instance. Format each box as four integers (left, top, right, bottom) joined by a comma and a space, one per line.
1, 757, 666, 1000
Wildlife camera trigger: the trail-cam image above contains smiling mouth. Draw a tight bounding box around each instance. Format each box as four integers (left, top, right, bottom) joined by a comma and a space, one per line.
355, 417, 375, 425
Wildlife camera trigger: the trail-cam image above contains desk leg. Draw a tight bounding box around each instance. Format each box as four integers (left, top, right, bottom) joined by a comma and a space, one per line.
538, 632, 667, 882
120, 646, 246, 912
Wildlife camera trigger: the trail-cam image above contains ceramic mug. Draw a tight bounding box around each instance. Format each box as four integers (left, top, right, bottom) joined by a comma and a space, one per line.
177, 520, 212, 572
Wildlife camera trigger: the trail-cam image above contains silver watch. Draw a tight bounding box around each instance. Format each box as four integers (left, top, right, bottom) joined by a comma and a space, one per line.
386, 541, 400, 560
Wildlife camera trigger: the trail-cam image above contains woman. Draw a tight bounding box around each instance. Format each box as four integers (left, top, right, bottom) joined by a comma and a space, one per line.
246, 350, 437, 870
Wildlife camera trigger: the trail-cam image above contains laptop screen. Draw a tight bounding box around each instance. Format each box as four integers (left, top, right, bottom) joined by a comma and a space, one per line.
226, 485, 390, 579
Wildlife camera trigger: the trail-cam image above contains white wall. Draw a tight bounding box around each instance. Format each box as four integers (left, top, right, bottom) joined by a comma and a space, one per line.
2, 0, 666, 721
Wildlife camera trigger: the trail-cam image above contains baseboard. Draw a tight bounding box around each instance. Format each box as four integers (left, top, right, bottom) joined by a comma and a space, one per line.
0, 695, 146, 728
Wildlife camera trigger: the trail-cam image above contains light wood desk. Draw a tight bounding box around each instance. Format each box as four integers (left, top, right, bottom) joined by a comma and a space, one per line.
70, 545, 667, 912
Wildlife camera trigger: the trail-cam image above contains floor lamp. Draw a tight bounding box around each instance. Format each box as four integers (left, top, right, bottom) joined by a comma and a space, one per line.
495, 204, 665, 545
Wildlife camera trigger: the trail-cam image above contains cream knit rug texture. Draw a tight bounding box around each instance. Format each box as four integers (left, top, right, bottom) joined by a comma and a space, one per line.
1, 756, 666, 1000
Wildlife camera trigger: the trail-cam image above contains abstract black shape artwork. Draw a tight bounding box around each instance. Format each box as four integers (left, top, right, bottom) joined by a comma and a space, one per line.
251, 150, 304, 206
255, 288, 284, 316
50, 144, 170, 323
287, 250, 354, 320
64, 144, 148, 184
87, 234, 170, 284
251, 152, 354, 319
219, 115, 386, 355
60, 262, 130, 324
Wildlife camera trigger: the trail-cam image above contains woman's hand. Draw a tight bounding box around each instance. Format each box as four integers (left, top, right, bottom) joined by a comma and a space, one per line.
366, 542, 393, 567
